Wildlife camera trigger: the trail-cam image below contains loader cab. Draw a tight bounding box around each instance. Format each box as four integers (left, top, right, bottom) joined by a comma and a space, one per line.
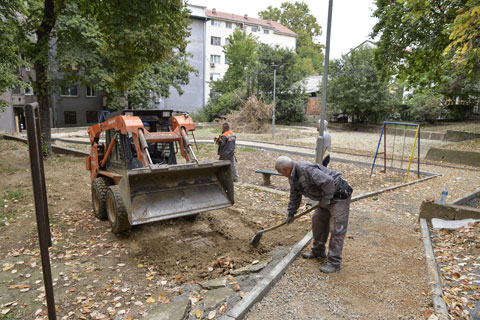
105, 110, 178, 169
105, 129, 141, 171
140, 119, 176, 165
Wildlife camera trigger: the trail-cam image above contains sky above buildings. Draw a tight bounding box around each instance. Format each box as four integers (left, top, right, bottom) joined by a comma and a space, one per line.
193, 0, 379, 59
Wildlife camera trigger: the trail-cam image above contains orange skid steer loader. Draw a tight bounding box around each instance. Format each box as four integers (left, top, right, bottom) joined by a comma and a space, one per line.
86, 110, 234, 233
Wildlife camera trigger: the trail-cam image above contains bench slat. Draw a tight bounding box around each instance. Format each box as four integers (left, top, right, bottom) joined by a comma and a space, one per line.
255, 169, 282, 176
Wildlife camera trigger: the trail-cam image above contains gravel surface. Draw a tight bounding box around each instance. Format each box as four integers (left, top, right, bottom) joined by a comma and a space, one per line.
244, 154, 479, 320
32, 125, 480, 318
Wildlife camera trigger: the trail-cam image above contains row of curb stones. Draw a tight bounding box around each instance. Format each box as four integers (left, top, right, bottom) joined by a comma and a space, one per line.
144, 259, 273, 320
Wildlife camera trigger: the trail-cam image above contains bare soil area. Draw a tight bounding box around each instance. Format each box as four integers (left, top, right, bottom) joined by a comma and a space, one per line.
1, 137, 476, 319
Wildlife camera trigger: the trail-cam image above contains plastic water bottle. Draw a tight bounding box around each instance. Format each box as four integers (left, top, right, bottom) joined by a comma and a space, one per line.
439, 187, 448, 205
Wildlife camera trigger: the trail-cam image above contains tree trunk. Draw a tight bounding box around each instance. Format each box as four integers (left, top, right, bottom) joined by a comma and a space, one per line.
33, 0, 57, 157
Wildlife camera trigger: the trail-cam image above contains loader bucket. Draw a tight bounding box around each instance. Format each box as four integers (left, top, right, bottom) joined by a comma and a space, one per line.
118, 160, 234, 226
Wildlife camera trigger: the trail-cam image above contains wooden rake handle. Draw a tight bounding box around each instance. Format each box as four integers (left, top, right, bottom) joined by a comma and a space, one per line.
261, 202, 322, 234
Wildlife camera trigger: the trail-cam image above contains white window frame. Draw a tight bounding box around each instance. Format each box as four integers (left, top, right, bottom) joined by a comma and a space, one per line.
24, 83, 34, 95
211, 20, 221, 27
225, 38, 230, 46
264, 29, 270, 34
210, 73, 221, 81
210, 55, 221, 64
251, 26, 258, 32
86, 86, 96, 97
226, 22, 232, 29
60, 85, 78, 97
211, 36, 221, 46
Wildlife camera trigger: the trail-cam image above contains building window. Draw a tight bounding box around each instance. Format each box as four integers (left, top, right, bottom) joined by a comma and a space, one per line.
12, 85, 21, 94
211, 20, 221, 27
264, 29, 270, 34
210, 55, 221, 64
210, 73, 221, 81
61, 85, 78, 97
24, 83, 33, 95
86, 86, 96, 97
211, 36, 221, 46
251, 26, 258, 32
226, 22, 232, 29
86, 111, 98, 123
225, 38, 230, 46
236, 23, 242, 29
64, 111, 77, 124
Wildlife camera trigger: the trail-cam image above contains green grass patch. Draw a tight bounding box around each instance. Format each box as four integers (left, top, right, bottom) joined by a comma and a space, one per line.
237, 146, 258, 152
194, 127, 219, 135
0, 313, 20, 320
0, 163, 17, 175
0, 208, 18, 227
0, 188, 23, 227
0, 140, 22, 152
5, 188, 23, 200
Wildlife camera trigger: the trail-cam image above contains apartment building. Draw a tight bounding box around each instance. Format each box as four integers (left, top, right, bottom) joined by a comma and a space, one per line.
205, 8, 297, 103
156, 4, 207, 113
0, 5, 296, 131
0, 61, 36, 133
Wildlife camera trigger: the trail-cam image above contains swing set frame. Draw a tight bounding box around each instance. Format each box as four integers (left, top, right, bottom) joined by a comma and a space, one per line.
370, 121, 420, 183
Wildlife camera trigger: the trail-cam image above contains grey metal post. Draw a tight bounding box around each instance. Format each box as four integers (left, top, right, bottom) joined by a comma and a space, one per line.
272, 67, 277, 139
316, 0, 333, 163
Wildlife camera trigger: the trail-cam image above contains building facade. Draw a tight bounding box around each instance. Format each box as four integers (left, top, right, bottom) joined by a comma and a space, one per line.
205, 8, 297, 103
156, 4, 207, 113
0, 5, 296, 131
0, 65, 36, 133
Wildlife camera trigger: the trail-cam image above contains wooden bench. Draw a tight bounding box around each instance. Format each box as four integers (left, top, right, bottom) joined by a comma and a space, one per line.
255, 169, 282, 186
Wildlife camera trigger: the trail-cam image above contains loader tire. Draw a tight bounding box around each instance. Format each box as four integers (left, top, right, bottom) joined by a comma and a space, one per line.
106, 185, 131, 233
92, 177, 110, 220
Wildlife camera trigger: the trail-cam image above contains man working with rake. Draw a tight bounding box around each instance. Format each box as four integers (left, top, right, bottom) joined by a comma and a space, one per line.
275, 156, 353, 273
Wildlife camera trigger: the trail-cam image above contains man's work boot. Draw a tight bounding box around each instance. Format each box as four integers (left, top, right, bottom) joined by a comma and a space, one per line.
301, 252, 327, 260
320, 264, 341, 274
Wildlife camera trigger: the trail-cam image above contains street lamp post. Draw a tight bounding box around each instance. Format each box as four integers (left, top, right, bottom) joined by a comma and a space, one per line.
272, 65, 277, 139
316, 0, 333, 163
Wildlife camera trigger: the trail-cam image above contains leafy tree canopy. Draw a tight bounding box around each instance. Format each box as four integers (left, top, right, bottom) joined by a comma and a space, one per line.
0, 0, 26, 110
205, 38, 307, 123
259, 1, 323, 74
445, 0, 480, 74
212, 29, 258, 95
371, 0, 480, 101
328, 46, 392, 123
6, 0, 194, 154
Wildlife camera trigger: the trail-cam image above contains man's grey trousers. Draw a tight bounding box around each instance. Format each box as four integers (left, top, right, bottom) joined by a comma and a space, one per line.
311, 195, 351, 267
220, 154, 238, 180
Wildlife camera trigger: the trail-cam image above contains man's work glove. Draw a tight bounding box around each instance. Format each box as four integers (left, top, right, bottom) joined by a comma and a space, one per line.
286, 213, 295, 224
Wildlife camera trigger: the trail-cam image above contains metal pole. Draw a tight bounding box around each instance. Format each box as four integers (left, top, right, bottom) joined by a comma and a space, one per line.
316, 0, 333, 162
383, 125, 387, 172
25, 103, 57, 320
418, 126, 421, 178
272, 67, 276, 139
370, 122, 386, 176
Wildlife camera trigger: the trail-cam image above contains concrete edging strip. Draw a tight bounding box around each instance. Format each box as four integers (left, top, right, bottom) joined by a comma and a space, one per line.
449, 188, 480, 205
3, 134, 89, 157
420, 218, 449, 320
223, 232, 313, 320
